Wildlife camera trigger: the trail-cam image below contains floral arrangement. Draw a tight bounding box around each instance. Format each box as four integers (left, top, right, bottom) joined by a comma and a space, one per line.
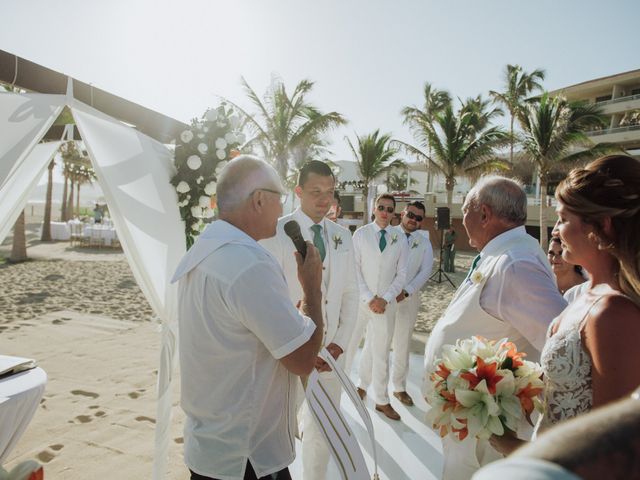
411, 239, 420, 249
171, 104, 246, 248
332, 234, 342, 250
425, 336, 543, 442
390, 233, 398, 245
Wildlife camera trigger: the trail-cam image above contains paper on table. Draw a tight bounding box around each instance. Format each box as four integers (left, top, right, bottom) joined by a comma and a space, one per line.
0, 355, 37, 377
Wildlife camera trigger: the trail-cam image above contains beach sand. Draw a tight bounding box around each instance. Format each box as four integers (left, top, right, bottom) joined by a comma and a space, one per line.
0, 234, 474, 478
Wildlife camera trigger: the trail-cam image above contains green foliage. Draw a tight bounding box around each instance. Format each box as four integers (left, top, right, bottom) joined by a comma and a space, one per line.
171, 104, 245, 249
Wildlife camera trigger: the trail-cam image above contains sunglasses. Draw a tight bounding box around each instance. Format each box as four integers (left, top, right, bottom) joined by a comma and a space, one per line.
406, 211, 424, 222
376, 205, 395, 213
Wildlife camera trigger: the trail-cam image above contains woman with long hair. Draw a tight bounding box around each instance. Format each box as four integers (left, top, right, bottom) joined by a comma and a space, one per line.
491, 154, 640, 454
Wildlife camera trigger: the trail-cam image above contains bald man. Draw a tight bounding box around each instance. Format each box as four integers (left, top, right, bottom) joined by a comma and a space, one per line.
172, 155, 325, 480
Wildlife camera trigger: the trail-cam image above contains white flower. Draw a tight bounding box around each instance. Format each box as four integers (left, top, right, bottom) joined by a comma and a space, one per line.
187, 155, 202, 170
216, 121, 226, 128
198, 195, 210, 208
215, 160, 228, 174
196, 176, 203, 184
411, 239, 420, 249
470, 271, 484, 284
390, 233, 398, 245
197, 133, 204, 139
203, 207, 215, 218
197, 143, 208, 154
332, 235, 343, 250
204, 181, 217, 195
205, 109, 218, 122
236, 132, 246, 144
191, 221, 202, 231
228, 115, 240, 129
190, 206, 202, 218
215, 138, 227, 150
216, 149, 226, 160
180, 130, 194, 143
224, 132, 236, 144
176, 181, 190, 193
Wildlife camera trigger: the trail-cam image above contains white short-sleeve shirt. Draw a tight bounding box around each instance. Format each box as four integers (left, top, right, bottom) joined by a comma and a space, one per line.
175, 221, 315, 479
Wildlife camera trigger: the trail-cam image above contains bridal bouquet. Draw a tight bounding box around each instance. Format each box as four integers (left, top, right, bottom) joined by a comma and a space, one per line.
425, 336, 543, 441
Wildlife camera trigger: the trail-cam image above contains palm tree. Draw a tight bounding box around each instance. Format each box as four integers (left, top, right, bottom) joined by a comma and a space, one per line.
399, 99, 510, 209
399, 83, 452, 191
490, 64, 546, 163
519, 93, 615, 248
385, 170, 418, 193
346, 130, 403, 222
9, 211, 27, 263
59, 141, 81, 221
226, 76, 347, 181
40, 158, 56, 241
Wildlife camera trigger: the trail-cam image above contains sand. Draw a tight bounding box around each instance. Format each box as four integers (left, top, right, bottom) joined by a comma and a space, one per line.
0, 233, 474, 478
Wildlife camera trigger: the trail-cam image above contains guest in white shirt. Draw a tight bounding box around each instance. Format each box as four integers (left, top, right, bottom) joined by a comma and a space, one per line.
346, 193, 409, 421
390, 201, 433, 406
260, 160, 359, 480
423, 175, 567, 479
172, 155, 324, 480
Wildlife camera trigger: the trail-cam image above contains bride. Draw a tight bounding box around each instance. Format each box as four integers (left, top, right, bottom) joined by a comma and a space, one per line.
491, 154, 640, 454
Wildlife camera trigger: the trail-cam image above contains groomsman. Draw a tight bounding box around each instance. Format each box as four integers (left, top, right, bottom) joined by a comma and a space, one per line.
390, 201, 433, 406
261, 160, 359, 480
347, 194, 408, 421
423, 176, 567, 480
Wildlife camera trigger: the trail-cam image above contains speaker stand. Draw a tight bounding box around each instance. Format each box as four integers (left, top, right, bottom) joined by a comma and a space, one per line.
429, 229, 456, 289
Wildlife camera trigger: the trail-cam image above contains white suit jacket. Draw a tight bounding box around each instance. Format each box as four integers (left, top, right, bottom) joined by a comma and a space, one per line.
352, 223, 408, 305
403, 229, 434, 295
261, 208, 359, 350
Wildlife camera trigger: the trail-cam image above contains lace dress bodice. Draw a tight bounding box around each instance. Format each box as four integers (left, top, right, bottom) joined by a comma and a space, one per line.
537, 297, 598, 432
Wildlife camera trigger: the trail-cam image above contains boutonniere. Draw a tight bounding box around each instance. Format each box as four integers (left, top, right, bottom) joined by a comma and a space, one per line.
411, 239, 420, 249
390, 233, 398, 245
332, 234, 343, 250
470, 270, 485, 284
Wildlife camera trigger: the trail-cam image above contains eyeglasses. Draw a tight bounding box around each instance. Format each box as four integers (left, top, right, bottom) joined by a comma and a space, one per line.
376, 205, 395, 213
406, 211, 424, 222
251, 188, 287, 204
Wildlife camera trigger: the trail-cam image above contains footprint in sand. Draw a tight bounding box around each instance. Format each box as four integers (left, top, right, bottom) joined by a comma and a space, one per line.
75, 415, 92, 423
71, 390, 99, 399
135, 416, 156, 424
174, 437, 184, 444
36, 450, 55, 463
50, 444, 64, 451
94, 411, 106, 417
89, 405, 99, 409
52, 319, 63, 325
44, 274, 65, 281
128, 392, 140, 399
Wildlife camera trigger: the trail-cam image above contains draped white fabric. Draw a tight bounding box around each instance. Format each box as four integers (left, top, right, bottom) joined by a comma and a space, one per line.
0, 142, 61, 245
0, 92, 185, 479
71, 101, 185, 479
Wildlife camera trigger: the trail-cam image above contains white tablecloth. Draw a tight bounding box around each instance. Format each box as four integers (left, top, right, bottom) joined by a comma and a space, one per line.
83, 225, 118, 245
0, 368, 47, 463
41, 222, 70, 241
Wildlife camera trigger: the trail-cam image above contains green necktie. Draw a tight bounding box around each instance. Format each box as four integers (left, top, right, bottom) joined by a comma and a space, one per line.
465, 254, 481, 282
379, 229, 387, 252
311, 224, 326, 261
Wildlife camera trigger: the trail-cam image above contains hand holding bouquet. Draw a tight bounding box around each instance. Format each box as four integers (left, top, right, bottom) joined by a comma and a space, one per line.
425, 336, 543, 441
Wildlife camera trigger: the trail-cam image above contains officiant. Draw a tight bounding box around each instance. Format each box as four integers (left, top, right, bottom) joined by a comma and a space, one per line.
172, 155, 325, 480
423, 175, 567, 479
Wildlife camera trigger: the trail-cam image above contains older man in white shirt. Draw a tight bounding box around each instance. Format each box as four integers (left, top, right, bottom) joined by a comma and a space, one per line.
172, 155, 324, 480
390, 201, 433, 407
347, 193, 409, 421
261, 160, 358, 480
423, 175, 567, 480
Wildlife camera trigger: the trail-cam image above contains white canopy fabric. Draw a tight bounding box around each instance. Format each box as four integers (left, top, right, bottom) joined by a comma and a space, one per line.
0, 91, 185, 479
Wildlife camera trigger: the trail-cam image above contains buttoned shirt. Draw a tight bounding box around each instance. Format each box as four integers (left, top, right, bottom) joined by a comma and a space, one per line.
173, 220, 316, 479
477, 226, 567, 351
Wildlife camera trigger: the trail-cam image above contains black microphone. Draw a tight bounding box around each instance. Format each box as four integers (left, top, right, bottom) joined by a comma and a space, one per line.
284, 220, 307, 259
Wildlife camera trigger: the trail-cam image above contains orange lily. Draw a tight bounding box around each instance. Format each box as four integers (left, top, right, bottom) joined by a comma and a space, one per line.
517, 382, 544, 425
460, 357, 504, 395
452, 418, 469, 441
434, 363, 451, 381
504, 342, 526, 369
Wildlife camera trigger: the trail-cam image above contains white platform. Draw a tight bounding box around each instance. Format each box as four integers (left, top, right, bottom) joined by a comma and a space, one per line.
289, 348, 444, 480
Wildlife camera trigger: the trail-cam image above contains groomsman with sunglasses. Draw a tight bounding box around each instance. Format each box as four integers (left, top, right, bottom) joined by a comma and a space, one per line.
346, 193, 408, 421
390, 201, 433, 406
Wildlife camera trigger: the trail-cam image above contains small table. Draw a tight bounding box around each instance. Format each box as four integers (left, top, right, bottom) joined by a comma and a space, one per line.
0, 368, 47, 463
41, 222, 71, 241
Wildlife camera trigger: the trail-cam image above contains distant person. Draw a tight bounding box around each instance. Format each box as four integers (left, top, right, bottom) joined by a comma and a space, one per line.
423, 175, 566, 479
346, 193, 408, 421
172, 155, 324, 480
93, 203, 103, 224
443, 227, 457, 272
547, 236, 587, 298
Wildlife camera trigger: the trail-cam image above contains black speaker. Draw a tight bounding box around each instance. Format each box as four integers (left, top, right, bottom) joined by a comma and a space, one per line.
341, 195, 354, 212
436, 207, 450, 230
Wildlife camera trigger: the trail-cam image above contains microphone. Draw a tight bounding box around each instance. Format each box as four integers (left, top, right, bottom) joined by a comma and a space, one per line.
284, 220, 307, 259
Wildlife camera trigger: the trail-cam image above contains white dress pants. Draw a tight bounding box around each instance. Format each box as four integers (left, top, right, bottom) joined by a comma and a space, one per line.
391, 293, 420, 392
441, 435, 503, 480
357, 305, 396, 405
300, 363, 343, 480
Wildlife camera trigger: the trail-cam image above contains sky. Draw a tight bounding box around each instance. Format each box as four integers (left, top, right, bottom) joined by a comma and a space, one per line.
2, 0, 640, 166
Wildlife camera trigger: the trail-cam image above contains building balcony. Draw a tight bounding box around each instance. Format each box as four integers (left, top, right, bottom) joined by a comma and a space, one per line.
585, 124, 640, 144
594, 93, 640, 115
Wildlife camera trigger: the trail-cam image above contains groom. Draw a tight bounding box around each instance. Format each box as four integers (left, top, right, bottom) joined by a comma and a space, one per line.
424, 176, 567, 479
261, 160, 359, 480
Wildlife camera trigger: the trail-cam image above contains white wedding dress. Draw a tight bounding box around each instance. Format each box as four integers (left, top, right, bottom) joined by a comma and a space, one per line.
536, 293, 611, 432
